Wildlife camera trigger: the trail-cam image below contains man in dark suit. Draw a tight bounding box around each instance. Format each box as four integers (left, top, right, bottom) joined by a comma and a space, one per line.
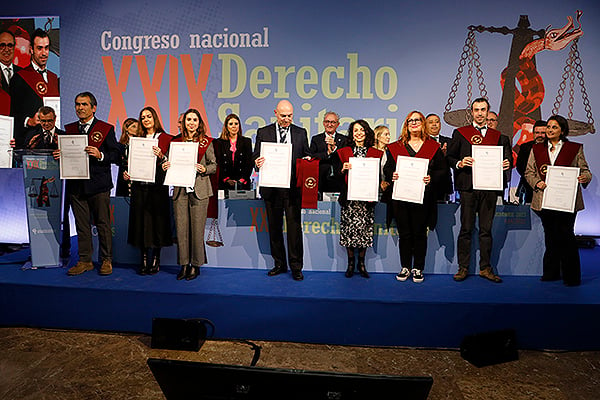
253, 100, 311, 281
54, 92, 121, 276
516, 120, 546, 204
447, 98, 513, 283
10, 28, 59, 148
309, 111, 349, 194
0, 30, 21, 116
426, 113, 453, 202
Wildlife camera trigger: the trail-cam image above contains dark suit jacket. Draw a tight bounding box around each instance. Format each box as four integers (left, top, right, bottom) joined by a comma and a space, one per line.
252, 123, 311, 201
447, 126, 513, 192
309, 132, 350, 193
63, 118, 121, 196
1, 63, 20, 91
309, 132, 350, 160
214, 136, 253, 190
1, 64, 20, 115
516, 140, 535, 202
24, 126, 63, 150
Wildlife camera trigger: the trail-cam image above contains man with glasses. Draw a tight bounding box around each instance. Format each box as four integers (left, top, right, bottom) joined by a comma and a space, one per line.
10, 28, 59, 148
486, 111, 499, 130
309, 111, 349, 194
0, 29, 20, 116
447, 98, 512, 283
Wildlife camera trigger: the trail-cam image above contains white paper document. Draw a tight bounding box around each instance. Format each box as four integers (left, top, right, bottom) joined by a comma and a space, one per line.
392, 155, 429, 204
128, 137, 158, 183
164, 142, 198, 187
43, 97, 61, 129
58, 135, 89, 179
0, 115, 14, 168
347, 157, 380, 202
472, 145, 503, 191
258, 142, 292, 189
542, 165, 580, 213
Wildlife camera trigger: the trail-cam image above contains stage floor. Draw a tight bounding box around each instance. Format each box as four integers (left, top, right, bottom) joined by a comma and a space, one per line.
1, 245, 599, 351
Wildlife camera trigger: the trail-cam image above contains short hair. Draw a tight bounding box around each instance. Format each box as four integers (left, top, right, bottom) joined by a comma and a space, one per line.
181, 108, 206, 141
533, 120, 547, 129
400, 111, 428, 144
323, 111, 340, 122
75, 92, 97, 107
220, 113, 242, 140
547, 115, 569, 141
347, 119, 375, 148
119, 118, 137, 145
30, 28, 49, 47
137, 106, 164, 137
0, 29, 16, 43
37, 106, 55, 118
471, 97, 490, 111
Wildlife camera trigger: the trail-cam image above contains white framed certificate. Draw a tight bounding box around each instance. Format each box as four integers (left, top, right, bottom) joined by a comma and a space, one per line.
0, 115, 14, 168
392, 155, 429, 204
43, 97, 61, 129
472, 145, 503, 191
258, 142, 292, 188
164, 142, 198, 187
128, 137, 158, 183
58, 134, 89, 179
542, 166, 580, 213
347, 156, 380, 202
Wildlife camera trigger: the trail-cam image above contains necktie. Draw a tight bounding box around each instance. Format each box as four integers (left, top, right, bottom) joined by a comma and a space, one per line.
279, 127, 287, 143
1, 67, 10, 90
38, 69, 47, 82
43, 130, 51, 145
79, 123, 87, 134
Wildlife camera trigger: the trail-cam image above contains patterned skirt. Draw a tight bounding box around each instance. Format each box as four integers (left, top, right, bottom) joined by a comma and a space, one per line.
340, 200, 375, 248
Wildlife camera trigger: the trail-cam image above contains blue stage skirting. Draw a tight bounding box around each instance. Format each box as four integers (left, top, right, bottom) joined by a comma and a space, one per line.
1, 246, 599, 351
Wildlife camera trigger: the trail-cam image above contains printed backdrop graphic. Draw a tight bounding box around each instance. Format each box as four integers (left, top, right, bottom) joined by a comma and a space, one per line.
3, 0, 600, 235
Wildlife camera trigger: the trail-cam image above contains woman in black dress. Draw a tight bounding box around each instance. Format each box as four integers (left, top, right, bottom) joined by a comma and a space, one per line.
214, 113, 253, 193
124, 107, 173, 275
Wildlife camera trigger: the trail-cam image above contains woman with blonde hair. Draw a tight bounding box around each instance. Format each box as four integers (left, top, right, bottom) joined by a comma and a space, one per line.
214, 113, 253, 192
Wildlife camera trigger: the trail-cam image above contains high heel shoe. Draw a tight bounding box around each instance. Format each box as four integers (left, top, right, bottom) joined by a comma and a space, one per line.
357, 257, 369, 279
186, 265, 200, 280
345, 258, 355, 278
177, 265, 189, 280
148, 248, 161, 275
139, 250, 149, 275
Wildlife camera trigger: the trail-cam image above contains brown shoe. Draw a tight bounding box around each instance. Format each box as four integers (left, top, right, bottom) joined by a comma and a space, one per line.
453, 267, 469, 282
99, 260, 113, 276
479, 267, 502, 283
67, 261, 94, 276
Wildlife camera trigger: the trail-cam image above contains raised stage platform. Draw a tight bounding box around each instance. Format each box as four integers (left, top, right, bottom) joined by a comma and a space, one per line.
1, 244, 599, 351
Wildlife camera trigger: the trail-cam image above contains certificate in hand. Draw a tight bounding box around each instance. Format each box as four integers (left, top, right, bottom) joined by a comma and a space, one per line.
128, 137, 158, 183
472, 145, 503, 191
542, 165, 580, 213
164, 142, 198, 188
58, 135, 89, 179
392, 155, 429, 204
258, 142, 292, 188
347, 157, 380, 202
0, 115, 14, 168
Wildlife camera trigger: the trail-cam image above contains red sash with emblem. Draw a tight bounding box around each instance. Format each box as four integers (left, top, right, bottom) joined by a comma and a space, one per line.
458, 126, 501, 146
0, 89, 9, 115
17, 66, 59, 98
388, 139, 439, 162
296, 158, 320, 209
532, 141, 581, 180
64, 120, 113, 149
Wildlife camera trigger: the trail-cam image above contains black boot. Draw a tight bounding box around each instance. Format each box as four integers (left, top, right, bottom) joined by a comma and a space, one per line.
357, 249, 369, 278
186, 265, 200, 280
139, 249, 149, 275
176, 265, 189, 280
345, 248, 355, 278
148, 248, 161, 275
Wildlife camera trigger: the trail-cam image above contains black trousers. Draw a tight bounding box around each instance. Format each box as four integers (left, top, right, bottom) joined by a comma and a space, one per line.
537, 209, 580, 285
393, 201, 428, 270
69, 188, 112, 263
457, 190, 497, 269
264, 192, 303, 271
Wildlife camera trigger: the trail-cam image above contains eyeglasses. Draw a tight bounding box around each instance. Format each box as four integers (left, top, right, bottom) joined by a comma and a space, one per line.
407, 118, 422, 124
486, 118, 497, 122
324, 120, 339, 124
40, 119, 55, 123
0, 43, 15, 50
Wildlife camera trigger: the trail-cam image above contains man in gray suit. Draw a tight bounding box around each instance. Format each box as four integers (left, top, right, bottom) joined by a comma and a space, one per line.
253, 100, 311, 281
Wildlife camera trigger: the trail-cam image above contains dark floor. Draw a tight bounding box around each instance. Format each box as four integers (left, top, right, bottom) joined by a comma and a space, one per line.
1, 327, 599, 399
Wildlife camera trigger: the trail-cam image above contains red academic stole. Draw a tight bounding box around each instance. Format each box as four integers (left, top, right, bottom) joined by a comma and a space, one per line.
0, 88, 9, 115
458, 126, 501, 146
532, 141, 581, 180
64, 120, 113, 149
387, 139, 439, 162
296, 158, 319, 209
336, 146, 383, 183
17, 66, 59, 98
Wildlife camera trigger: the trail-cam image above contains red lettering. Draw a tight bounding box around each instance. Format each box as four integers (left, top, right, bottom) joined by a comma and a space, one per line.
136, 55, 167, 126
181, 54, 213, 133
102, 56, 133, 128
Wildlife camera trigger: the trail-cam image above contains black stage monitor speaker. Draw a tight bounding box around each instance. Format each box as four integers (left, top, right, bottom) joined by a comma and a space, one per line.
151, 318, 209, 351
147, 358, 433, 400
460, 329, 518, 367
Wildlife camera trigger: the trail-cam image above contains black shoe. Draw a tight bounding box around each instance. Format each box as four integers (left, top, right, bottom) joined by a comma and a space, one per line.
357, 259, 369, 279
345, 260, 355, 278
268, 266, 288, 276
139, 252, 149, 275
177, 265, 189, 280
148, 248, 161, 275
186, 266, 199, 280
292, 270, 304, 281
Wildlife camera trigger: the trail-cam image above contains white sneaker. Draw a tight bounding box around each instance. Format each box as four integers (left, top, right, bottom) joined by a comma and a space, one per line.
412, 269, 424, 283
395, 267, 410, 281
